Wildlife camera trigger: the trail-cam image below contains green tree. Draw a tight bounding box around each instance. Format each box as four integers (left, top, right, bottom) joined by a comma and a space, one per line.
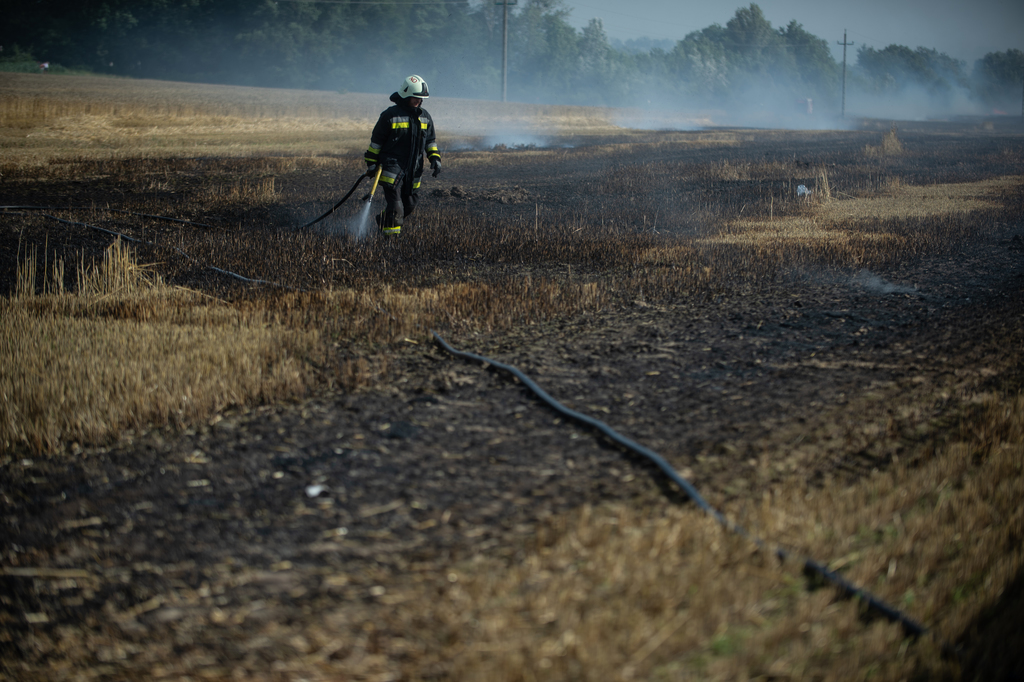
508, 0, 580, 102
779, 20, 839, 104
856, 44, 967, 95
668, 25, 733, 103
663, 6, 839, 109
1, 0, 969, 116
0, 0, 142, 71
723, 3, 791, 79
972, 49, 1024, 113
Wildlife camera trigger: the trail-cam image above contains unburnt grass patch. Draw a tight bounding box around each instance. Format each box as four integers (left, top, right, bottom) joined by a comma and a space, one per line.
400, 392, 1024, 682
2, 74, 1024, 681
1, 240, 320, 453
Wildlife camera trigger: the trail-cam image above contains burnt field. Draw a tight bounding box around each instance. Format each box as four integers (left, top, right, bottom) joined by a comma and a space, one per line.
2, 75, 1024, 681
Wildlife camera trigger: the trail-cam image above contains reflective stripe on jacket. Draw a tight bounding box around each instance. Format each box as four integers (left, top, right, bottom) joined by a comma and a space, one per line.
364, 92, 440, 190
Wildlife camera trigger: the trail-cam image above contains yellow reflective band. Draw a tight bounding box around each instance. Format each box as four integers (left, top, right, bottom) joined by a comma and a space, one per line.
413, 180, 421, 189
382, 226, 401, 234
391, 121, 410, 129
420, 121, 429, 129
380, 175, 396, 185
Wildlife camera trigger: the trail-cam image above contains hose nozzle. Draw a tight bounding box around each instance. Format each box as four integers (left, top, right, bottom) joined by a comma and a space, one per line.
362, 165, 383, 201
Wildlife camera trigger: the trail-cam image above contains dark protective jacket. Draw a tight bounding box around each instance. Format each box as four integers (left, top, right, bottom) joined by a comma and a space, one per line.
364, 92, 440, 192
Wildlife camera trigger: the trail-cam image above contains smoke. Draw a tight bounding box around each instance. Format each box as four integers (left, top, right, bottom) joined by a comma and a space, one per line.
852, 270, 918, 295
481, 133, 549, 149
611, 99, 715, 130
594, 66, 992, 131
700, 82, 841, 130
373, 55, 988, 130
844, 81, 988, 121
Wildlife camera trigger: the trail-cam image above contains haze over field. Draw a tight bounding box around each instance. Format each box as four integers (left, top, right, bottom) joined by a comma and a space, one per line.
2, 0, 1023, 126
3, 68, 1024, 681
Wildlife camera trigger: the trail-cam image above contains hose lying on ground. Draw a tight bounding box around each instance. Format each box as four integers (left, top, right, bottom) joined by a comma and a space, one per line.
3, 198, 934, 640
299, 173, 367, 229
431, 330, 930, 640
3, 201, 932, 639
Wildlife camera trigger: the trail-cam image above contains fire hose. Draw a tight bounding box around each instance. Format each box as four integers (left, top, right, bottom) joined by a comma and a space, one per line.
0, 196, 936, 643
299, 164, 382, 230
431, 330, 932, 641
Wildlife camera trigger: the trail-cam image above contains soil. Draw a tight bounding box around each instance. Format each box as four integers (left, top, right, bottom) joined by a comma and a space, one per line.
2, 123, 1024, 680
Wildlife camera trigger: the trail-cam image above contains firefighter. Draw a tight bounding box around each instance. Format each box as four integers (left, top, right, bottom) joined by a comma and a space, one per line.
364, 75, 441, 236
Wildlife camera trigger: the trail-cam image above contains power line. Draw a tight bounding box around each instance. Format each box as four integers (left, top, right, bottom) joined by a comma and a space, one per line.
838, 29, 854, 118
497, 0, 517, 103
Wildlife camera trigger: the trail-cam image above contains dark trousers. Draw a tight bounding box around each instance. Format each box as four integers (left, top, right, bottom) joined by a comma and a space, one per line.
381, 176, 419, 230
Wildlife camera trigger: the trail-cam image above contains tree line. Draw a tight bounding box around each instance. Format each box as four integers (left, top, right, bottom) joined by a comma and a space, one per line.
2, 0, 1022, 115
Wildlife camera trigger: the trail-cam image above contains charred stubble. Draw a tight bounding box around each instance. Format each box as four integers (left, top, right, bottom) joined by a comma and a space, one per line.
2, 91, 1024, 681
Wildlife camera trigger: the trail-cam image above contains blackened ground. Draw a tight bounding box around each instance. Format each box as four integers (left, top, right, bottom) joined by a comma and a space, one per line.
1, 123, 1023, 679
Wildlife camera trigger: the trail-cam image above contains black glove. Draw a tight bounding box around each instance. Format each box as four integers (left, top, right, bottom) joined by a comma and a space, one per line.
430, 158, 441, 178
365, 164, 378, 177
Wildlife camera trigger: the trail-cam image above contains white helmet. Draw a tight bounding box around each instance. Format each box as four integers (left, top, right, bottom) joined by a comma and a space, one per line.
398, 74, 429, 99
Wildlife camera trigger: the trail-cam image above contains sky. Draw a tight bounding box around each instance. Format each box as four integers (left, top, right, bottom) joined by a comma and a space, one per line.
560, 0, 1024, 66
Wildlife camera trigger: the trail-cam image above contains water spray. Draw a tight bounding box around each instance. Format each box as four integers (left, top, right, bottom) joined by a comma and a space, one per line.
299, 173, 367, 230
348, 165, 382, 241
349, 197, 375, 241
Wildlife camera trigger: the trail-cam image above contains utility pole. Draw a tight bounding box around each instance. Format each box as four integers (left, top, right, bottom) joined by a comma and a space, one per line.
838, 30, 854, 118
495, 0, 516, 100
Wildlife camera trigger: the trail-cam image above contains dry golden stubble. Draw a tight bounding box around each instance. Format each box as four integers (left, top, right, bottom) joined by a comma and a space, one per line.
2, 233, 623, 454
6, 167, 1018, 454
864, 124, 907, 158
2, 240, 320, 454
0, 73, 655, 163
0, 150, 354, 187
4, 75, 1024, 682
9, 172, 1005, 455
699, 175, 1020, 270
384, 390, 1022, 682
199, 175, 279, 206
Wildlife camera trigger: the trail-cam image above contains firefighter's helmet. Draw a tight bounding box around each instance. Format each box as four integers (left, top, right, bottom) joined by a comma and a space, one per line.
399, 75, 429, 99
